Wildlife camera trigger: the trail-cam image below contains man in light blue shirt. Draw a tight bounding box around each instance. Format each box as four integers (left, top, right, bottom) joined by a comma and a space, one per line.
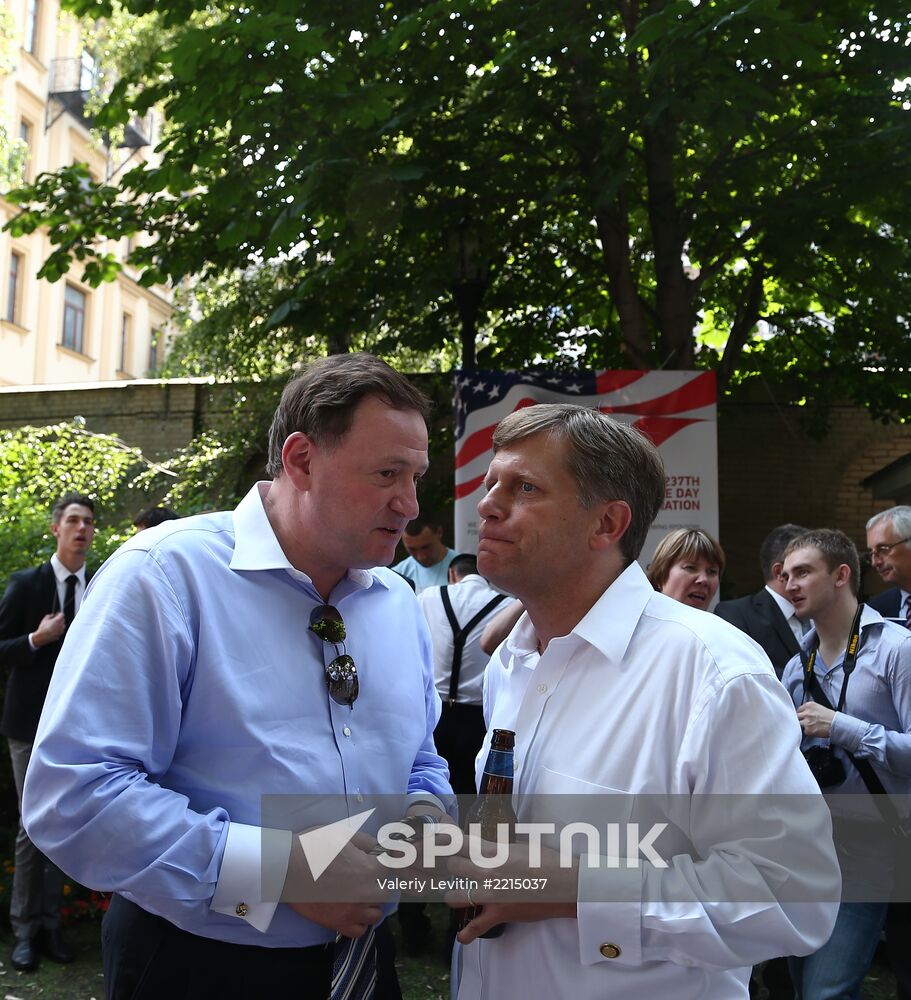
23, 354, 452, 999
393, 518, 456, 592
781, 528, 911, 1000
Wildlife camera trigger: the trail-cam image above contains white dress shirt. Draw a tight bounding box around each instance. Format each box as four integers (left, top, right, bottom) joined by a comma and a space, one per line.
765, 584, 806, 642
27, 555, 87, 650
458, 562, 839, 1000
418, 574, 505, 705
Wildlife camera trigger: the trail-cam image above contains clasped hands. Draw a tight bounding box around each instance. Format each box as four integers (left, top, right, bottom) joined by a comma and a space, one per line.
281, 810, 577, 942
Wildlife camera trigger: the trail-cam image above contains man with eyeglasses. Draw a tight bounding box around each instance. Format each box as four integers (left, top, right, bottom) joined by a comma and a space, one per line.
21, 355, 453, 999
866, 506, 911, 629
865, 505, 911, 1000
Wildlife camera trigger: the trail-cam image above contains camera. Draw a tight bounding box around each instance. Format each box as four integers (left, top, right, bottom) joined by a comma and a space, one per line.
802, 745, 846, 788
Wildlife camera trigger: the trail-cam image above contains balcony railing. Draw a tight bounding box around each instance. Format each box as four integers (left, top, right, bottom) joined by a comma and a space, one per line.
47, 58, 153, 149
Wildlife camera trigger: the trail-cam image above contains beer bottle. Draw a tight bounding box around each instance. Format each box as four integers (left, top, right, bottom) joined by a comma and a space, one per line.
458, 728, 517, 939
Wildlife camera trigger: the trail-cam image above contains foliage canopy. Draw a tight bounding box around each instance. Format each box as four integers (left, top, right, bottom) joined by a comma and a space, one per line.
6, 0, 911, 418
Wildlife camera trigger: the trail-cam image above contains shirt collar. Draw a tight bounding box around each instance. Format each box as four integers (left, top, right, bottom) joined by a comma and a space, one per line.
764, 584, 796, 619
505, 560, 652, 666
229, 482, 382, 592
50, 553, 86, 585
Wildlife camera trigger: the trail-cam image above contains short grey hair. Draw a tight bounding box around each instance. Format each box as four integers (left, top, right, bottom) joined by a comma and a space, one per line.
491, 404, 666, 563
866, 506, 911, 540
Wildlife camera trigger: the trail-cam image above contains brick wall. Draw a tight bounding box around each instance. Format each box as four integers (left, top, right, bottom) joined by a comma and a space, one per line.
2, 379, 908, 596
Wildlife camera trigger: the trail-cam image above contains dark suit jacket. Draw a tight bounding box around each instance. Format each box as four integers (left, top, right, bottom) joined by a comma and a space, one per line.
0, 562, 90, 742
715, 588, 801, 678
867, 587, 903, 620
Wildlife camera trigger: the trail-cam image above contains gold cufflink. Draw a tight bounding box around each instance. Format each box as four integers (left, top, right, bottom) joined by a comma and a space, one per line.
236, 902, 248, 917
599, 943, 621, 959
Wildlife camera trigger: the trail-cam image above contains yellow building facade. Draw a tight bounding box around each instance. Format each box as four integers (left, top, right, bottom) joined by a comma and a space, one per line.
1, 0, 172, 387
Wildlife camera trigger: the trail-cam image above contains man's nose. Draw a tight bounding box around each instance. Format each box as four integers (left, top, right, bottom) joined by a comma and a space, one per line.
477, 484, 502, 520
392, 480, 420, 520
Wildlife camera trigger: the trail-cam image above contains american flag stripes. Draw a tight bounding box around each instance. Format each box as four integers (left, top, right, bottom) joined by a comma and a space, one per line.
453, 369, 718, 564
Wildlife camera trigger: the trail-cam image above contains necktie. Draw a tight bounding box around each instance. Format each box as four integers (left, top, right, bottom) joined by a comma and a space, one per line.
63, 574, 78, 630
331, 928, 377, 1000
904, 595, 911, 631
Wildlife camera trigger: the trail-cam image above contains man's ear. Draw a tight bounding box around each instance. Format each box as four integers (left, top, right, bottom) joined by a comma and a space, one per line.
280, 432, 317, 491
591, 500, 632, 551
833, 563, 852, 590
771, 560, 785, 582
50, 520, 60, 541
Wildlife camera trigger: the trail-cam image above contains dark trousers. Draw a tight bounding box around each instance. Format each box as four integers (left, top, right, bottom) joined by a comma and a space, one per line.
886, 902, 911, 1000
8, 737, 65, 940
433, 702, 486, 796
102, 894, 401, 1000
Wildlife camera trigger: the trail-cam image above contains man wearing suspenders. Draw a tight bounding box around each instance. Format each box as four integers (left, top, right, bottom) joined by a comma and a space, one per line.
418, 553, 507, 795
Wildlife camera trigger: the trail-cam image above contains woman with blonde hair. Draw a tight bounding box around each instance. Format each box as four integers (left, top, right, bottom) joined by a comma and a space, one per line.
647, 528, 725, 611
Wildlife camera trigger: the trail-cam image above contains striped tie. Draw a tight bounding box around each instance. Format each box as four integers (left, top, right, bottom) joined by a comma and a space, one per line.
331, 927, 376, 1000
904, 595, 911, 631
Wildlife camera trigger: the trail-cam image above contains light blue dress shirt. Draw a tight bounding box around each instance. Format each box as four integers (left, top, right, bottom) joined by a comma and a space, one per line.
23, 484, 451, 946
781, 604, 911, 818
392, 549, 457, 593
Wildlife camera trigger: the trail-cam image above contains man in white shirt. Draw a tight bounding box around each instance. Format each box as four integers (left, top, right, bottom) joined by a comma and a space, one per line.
449, 403, 840, 1000
418, 554, 506, 795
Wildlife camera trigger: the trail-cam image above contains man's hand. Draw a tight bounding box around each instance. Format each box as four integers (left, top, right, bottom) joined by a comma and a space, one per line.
283, 829, 391, 938
443, 833, 579, 944
797, 702, 836, 738
31, 613, 65, 648
452, 897, 578, 944
289, 900, 384, 940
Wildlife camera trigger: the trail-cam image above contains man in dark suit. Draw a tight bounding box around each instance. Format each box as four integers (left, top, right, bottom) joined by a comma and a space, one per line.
866, 506, 911, 625
715, 524, 808, 678
715, 523, 808, 1000
0, 492, 95, 972
865, 505, 911, 1000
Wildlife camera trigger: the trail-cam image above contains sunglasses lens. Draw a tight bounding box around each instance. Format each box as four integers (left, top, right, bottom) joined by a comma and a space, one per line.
326, 654, 358, 707
310, 605, 346, 644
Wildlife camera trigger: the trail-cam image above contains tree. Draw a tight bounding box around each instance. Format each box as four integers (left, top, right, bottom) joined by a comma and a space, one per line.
0, 418, 168, 585
6, 0, 911, 418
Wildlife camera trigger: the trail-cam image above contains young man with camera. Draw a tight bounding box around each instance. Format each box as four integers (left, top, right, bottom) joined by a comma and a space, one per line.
781, 528, 911, 1000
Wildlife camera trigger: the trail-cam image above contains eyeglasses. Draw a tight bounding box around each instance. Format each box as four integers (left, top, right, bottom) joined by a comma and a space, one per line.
864, 536, 911, 560
309, 604, 359, 708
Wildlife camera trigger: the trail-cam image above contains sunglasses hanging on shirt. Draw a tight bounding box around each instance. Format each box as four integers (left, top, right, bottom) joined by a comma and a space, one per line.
309, 604, 359, 708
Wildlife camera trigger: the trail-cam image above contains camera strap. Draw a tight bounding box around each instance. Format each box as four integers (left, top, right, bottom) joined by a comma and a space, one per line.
800, 602, 864, 714
801, 605, 908, 836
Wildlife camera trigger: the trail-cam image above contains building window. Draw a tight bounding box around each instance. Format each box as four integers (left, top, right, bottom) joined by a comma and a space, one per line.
148, 328, 160, 372
5, 252, 22, 324
119, 313, 132, 373
19, 119, 32, 180
62, 284, 87, 353
24, 0, 39, 55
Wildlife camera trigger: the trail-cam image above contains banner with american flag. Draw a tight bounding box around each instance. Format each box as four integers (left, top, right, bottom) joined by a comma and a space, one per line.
453, 369, 718, 567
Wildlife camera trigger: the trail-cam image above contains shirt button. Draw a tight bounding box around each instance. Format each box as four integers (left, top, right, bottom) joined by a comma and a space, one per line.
599, 943, 621, 959
343, 726, 352, 737
537, 683, 547, 693
235, 902, 248, 917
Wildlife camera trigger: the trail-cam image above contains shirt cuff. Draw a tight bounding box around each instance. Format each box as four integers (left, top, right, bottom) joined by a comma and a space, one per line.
405, 791, 448, 815
28, 634, 37, 651
576, 857, 643, 967
829, 712, 866, 754
210, 823, 292, 933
